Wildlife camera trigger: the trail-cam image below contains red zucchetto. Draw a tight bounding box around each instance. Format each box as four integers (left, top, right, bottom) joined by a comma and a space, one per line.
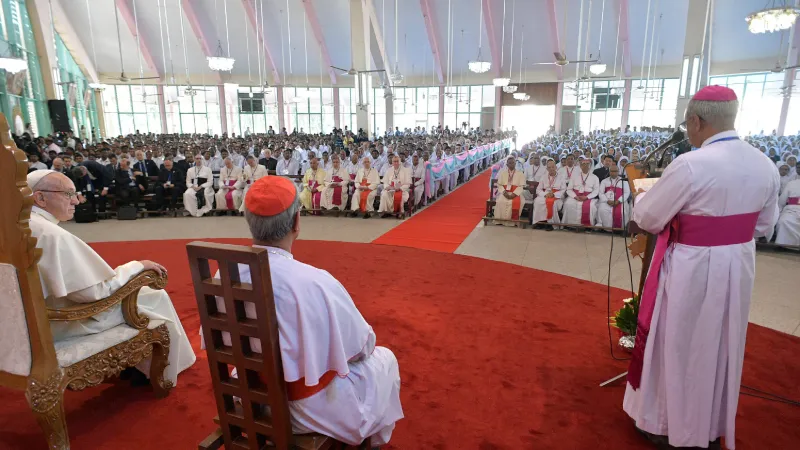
691, 85, 737, 102
245, 176, 297, 216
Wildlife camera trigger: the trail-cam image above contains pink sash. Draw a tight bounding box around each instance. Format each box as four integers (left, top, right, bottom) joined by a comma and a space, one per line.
332, 176, 344, 205
788, 197, 799, 206
308, 179, 321, 210
627, 212, 760, 389
573, 190, 593, 226
224, 180, 236, 209
605, 186, 624, 228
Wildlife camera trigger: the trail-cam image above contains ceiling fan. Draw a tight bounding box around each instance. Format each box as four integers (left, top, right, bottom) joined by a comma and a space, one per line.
106, 0, 159, 83
533, 52, 598, 67
330, 65, 386, 76
748, 61, 800, 74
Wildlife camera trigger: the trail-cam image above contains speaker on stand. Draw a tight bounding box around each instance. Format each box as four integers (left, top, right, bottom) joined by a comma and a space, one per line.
47, 100, 71, 133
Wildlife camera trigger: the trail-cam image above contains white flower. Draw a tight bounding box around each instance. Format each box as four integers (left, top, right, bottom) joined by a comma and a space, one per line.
623, 298, 633, 304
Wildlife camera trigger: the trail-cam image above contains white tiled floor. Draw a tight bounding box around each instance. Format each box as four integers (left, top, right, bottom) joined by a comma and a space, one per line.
64, 214, 800, 336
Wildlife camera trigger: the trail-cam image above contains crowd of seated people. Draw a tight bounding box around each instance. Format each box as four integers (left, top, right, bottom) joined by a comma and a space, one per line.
492, 126, 800, 248
17, 125, 511, 220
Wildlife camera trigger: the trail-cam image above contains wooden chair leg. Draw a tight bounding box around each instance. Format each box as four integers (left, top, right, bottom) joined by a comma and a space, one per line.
26, 375, 69, 450
148, 328, 174, 398
198, 428, 224, 450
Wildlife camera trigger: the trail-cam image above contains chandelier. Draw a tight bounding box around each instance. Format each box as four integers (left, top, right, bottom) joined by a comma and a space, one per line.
746, 3, 800, 34
589, 63, 607, 75
207, 40, 235, 71
390, 63, 404, 84
503, 85, 518, 93
469, 50, 491, 74
493, 77, 511, 87
512, 92, 530, 101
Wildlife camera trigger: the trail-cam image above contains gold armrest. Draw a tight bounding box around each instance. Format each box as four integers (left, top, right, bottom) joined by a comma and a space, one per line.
47, 270, 168, 330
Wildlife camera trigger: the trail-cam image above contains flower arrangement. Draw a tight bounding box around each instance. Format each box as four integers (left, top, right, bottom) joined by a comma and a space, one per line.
611, 295, 640, 351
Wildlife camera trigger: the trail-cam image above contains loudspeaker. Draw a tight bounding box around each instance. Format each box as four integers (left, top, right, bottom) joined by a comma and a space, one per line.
47, 100, 71, 132
74, 202, 97, 223
117, 205, 138, 220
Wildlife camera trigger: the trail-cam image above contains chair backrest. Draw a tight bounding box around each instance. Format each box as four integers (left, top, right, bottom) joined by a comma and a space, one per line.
0, 113, 59, 388
186, 242, 294, 450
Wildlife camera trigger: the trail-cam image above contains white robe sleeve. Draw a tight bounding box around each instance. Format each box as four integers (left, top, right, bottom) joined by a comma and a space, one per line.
67, 261, 145, 303
587, 177, 600, 199
631, 157, 694, 234
598, 180, 610, 202
755, 171, 781, 237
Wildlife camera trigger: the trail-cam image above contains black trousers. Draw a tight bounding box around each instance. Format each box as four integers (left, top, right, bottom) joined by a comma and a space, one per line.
116, 185, 141, 207
154, 184, 182, 209
82, 191, 107, 212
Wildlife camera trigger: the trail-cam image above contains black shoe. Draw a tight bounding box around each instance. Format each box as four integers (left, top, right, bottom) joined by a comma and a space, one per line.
364, 213, 371, 219
381, 213, 391, 218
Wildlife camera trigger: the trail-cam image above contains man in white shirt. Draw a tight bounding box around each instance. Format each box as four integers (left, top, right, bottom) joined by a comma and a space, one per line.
523, 154, 545, 208
350, 157, 380, 218
493, 156, 526, 224
596, 164, 630, 228
378, 155, 412, 217
562, 158, 600, 226
557, 154, 577, 189
183, 154, 215, 217
214, 157, 243, 211
532, 160, 567, 227
26, 170, 195, 386
409, 154, 426, 207
236, 155, 269, 212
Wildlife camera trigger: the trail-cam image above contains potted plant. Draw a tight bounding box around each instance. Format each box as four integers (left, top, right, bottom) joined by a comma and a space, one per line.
610, 294, 639, 352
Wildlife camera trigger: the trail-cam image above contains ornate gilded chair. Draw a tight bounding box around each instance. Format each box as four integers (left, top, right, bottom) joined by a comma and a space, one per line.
0, 115, 172, 449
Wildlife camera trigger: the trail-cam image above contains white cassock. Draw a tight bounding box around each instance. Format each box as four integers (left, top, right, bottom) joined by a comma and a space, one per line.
378, 168, 412, 213
199, 246, 403, 445
30, 207, 195, 385
493, 168, 526, 222
409, 163, 425, 206
623, 131, 780, 449
596, 176, 631, 228
523, 164, 545, 206
236, 164, 269, 212
557, 166, 578, 190
320, 166, 351, 210
562, 171, 600, 226
214, 166, 243, 211
775, 178, 800, 246
532, 173, 567, 224
277, 158, 301, 191
183, 165, 215, 217
350, 167, 380, 212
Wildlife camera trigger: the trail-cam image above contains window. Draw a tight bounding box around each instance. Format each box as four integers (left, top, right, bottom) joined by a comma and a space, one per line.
679, 56, 690, 98
101, 84, 162, 136
561, 80, 626, 132
283, 87, 331, 134
161, 85, 221, 134
439, 85, 493, 132
627, 78, 681, 130
338, 87, 357, 132
709, 72, 784, 136
689, 55, 701, 96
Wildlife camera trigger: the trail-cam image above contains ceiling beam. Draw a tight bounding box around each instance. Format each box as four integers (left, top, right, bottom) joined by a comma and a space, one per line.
481, 0, 502, 78
301, 0, 337, 84
418, 0, 445, 84
363, 0, 392, 86
619, 0, 632, 78
115, 0, 159, 78
180, 0, 223, 84
240, 0, 282, 86
545, 0, 564, 80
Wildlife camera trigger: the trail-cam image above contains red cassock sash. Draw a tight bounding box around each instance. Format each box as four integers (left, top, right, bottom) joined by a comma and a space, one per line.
788, 197, 800, 205
257, 370, 337, 401
224, 179, 236, 209
359, 178, 370, 212
627, 212, 760, 389
605, 185, 624, 228
332, 176, 344, 205
545, 189, 560, 220
392, 182, 403, 213
308, 179, 321, 210
505, 184, 521, 220
572, 190, 593, 226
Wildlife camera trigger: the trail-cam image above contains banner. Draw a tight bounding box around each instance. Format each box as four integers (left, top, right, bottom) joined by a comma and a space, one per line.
424, 139, 511, 198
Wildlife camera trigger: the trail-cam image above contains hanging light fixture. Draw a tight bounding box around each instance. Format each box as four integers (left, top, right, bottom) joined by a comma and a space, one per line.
390, 4, 404, 84
503, 0, 518, 93
512, 92, 529, 100
746, 1, 800, 34
589, 63, 607, 75
469, 0, 491, 73
492, 0, 510, 87
208, 0, 235, 71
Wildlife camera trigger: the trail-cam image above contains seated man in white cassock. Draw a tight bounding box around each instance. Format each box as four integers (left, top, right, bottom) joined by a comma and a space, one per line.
775, 177, 800, 246
349, 157, 380, 218
214, 157, 243, 211
378, 155, 412, 217
532, 159, 566, 227
236, 155, 268, 212
409, 153, 426, 206
493, 156, 526, 224
562, 158, 600, 226
26, 170, 195, 385
596, 164, 630, 228
320, 153, 350, 210
183, 154, 215, 217
202, 176, 403, 445
523, 154, 545, 207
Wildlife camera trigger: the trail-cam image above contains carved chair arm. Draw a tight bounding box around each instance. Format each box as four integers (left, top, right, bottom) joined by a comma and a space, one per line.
47, 270, 168, 330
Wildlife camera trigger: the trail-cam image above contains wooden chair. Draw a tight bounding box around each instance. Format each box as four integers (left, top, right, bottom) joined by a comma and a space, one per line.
186, 242, 373, 450
0, 115, 172, 449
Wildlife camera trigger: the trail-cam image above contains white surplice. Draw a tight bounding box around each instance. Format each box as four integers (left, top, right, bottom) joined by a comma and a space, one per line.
532, 173, 567, 224
562, 171, 600, 225
350, 167, 380, 212
214, 166, 243, 210
236, 163, 268, 212
523, 163, 545, 205
493, 168, 526, 222
623, 131, 780, 449
775, 178, 800, 246
409, 163, 426, 206
378, 167, 411, 213
30, 207, 195, 385
320, 166, 351, 209
183, 165, 215, 217
200, 247, 403, 445
596, 176, 631, 228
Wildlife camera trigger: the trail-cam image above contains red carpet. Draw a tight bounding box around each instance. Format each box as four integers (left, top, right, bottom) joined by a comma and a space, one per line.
372, 171, 491, 252
1, 239, 798, 450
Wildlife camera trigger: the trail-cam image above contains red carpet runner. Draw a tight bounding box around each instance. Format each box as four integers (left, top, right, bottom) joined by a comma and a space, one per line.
1, 239, 797, 450
372, 170, 491, 253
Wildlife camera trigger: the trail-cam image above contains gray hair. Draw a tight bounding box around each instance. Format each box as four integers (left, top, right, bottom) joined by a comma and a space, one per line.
244, 196, 301, 242
686, 99, 738, 131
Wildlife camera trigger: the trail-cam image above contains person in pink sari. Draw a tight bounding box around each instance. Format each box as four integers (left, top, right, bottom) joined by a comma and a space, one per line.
623, 85, 780, 449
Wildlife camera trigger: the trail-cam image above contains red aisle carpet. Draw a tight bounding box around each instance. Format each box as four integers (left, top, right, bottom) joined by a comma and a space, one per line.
1, 239, 798, 450
372, 171, 491, 252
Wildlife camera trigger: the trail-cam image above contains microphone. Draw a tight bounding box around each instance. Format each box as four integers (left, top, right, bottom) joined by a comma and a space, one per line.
640, 129, 686, 177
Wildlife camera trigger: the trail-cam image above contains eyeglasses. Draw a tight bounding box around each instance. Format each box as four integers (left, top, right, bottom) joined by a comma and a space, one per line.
38, 190, 78, 199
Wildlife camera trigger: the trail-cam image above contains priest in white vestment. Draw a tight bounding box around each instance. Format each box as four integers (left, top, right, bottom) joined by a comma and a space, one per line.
320, 154, 350, 210
775, 177, 800, 246
523, 154, 545, 207
202, 176, 403, 445
183, 154, 215, 217
409, 154, 426, 207
26, 170, 195, 386
299, 158, 326, 212
562, 158, 600, 226
623, 86, 780, 449
214, 158, 243, 211
236, 155, 268, 212
532, 160, 566, 226
596, 164, 630, 228
378, 155, 412, 216
493, 156, 526, 224
350, 158, 380, 217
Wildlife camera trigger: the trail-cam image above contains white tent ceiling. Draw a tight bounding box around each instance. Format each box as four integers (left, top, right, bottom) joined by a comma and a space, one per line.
60, 0, 793, 87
